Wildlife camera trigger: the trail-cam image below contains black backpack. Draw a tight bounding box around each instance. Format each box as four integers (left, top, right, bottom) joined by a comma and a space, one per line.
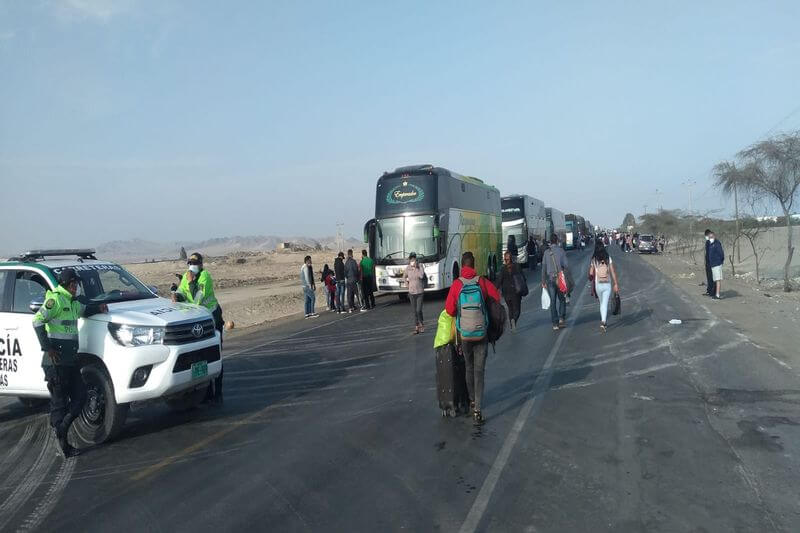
487, 297, 507, 352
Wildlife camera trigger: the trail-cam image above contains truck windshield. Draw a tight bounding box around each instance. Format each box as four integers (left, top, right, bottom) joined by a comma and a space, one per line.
375, 215, 438, 264
53, 264, 156, 303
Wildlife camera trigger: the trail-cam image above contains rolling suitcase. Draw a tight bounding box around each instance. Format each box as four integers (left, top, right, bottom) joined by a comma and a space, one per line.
435, 343, 469, 417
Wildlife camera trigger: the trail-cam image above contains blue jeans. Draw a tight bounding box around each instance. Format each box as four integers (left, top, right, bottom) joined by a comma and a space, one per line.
548, 279, 566, 325
336, 281, 346, 312
304, 287, 316, 315
596, 281, 612, 323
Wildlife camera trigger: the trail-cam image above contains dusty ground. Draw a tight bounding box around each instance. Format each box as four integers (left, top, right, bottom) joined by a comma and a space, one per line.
639, 250, 800, 368
126, 251, 350, 332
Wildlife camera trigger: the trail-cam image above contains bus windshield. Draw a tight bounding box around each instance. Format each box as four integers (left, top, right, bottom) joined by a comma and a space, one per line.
501, 197, 524, 221
375, 215, 438, 264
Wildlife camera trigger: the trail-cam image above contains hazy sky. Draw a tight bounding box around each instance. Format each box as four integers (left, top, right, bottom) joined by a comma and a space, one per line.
2, 0, 799, 253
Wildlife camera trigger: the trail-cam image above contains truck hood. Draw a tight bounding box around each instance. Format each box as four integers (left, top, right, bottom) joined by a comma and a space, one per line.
93, 298, 212, 327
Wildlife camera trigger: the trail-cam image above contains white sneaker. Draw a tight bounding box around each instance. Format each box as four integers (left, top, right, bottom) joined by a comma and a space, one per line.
309, 313, 320, 318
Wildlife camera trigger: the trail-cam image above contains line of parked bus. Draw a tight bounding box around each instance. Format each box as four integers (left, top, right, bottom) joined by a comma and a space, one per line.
363, 164, 592, 296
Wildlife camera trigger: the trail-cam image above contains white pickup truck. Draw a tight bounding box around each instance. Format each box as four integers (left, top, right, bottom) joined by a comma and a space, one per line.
0, 249, 222, 445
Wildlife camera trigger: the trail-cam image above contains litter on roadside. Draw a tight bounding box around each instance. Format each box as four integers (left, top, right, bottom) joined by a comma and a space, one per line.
669, 319, 682, 325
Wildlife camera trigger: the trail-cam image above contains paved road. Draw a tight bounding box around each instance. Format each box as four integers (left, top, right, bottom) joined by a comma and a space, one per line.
1, 246, 799, 532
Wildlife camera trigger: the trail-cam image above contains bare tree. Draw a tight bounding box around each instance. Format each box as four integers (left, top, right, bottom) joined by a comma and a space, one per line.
715, 132, 800, 292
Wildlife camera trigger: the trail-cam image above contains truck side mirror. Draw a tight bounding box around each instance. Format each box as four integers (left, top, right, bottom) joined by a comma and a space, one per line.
29, 300, 43, 313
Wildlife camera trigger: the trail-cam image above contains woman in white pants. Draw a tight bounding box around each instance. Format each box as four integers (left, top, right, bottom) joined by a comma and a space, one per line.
589, 244, 619, 332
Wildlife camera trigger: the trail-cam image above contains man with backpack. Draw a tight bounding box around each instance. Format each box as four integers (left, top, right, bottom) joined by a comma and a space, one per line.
445, 251, 501, 424
541, 233, 569, 330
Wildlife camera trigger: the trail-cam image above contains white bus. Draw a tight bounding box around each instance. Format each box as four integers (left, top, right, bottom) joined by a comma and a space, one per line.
364, 165, 502, 295
501, 195, 547, 265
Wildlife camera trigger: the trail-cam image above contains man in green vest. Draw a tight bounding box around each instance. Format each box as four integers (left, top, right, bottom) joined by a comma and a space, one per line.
32, 269, 107, 457
171, 252, 224, 402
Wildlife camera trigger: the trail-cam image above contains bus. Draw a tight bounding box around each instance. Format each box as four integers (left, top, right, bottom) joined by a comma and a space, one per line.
545, 207, 567, 247
501, 195, 547, 265
364, 165, 502, 295
565, 214, 580, 250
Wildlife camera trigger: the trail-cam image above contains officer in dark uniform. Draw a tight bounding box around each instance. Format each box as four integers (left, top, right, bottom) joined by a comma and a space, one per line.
32, 269, 107, 457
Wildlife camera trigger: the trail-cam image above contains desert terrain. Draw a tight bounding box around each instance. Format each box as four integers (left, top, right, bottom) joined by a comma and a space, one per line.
126, 250, 357, 334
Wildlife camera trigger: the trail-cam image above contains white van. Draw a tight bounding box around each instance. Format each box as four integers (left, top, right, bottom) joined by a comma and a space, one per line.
0, 249, 222, 445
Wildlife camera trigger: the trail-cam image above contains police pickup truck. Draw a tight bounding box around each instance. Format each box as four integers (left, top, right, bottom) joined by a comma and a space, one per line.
0, 249, 222, 445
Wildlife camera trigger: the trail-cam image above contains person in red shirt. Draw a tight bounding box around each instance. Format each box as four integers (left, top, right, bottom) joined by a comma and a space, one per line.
445, 251, 501, 423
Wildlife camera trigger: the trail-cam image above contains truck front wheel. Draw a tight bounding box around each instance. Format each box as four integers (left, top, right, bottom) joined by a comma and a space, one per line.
72, 364, 129, 446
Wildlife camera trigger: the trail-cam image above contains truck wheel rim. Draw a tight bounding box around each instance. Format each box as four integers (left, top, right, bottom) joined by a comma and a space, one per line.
83, 385, 105, 425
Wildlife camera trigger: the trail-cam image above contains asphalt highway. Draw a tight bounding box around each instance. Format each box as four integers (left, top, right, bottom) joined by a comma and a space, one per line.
1, 246, 799, 532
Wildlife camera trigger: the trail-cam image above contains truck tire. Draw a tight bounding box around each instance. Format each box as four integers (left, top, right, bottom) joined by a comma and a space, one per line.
165, 383, 209, 412
17, 397, 49, 409
72, 364, 129, 446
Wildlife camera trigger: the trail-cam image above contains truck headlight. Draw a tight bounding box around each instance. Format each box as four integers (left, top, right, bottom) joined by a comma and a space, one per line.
108, 323, 165, 347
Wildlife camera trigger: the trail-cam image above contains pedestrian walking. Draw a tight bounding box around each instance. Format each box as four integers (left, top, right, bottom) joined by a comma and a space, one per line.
32, 269, 108, 457
495, 251, 524, 332
360, 250, 376, 310
708, 230, 725, 299
526, 236, 538, 270
588, 244, 619, 332
507, 235, 519, 263
344, 249, 360, 313
299, 255, 319, 319
404, 252, 426, 333
445, 251, 501, 423
334, 252, 346, 313
541, 234, 569, 330
703, 229, 715, 297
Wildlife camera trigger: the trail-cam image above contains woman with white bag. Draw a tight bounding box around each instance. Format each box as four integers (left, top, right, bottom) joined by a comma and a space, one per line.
588, 243, 619, 332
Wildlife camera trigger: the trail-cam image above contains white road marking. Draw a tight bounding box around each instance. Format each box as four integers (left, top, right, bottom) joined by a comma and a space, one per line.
459, 281, 588, 533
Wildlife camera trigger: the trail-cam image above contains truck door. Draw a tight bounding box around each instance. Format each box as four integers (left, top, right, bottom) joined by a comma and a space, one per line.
0, 270, 50, 396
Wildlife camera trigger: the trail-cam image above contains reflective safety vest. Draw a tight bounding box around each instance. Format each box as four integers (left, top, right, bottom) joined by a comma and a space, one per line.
32, 285, 80, 342
177, 269, 218, 312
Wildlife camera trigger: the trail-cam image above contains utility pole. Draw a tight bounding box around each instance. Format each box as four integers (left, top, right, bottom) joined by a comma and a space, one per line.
682, 179, 696, 236
643, 204, 648, 216
655, 188, 663, 212
734, 183, 741, 262
336, 222, 344, 253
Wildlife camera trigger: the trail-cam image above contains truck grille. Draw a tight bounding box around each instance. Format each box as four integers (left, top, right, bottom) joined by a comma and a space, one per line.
173, 345, 221, 373
163, 319, 216, 345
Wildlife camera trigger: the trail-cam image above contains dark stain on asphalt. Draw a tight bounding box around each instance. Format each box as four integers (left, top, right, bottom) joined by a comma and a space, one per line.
734, 421, 785, 452
601, 453, 623, 466
435, 441, 446, 452
704, 388, 800, 406
659, 449, 675, 459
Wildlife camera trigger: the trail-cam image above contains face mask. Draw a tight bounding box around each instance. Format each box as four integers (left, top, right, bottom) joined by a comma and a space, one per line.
705, 236, 710, 241
410, 260, 416, 266
709, 238, 715, 244
189, 265, 200, 274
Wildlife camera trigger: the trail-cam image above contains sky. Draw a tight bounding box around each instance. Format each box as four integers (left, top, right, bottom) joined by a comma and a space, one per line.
2, 0, 800, 253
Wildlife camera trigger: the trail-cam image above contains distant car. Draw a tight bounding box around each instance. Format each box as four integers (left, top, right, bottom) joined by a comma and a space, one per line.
637, 234, 657, 254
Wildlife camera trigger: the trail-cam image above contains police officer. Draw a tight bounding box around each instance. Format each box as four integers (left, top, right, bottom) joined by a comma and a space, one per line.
32, 269, 107, 457
171, 253, 224, 402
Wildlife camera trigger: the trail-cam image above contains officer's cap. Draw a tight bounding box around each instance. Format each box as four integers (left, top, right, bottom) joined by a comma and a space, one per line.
188, 253, 203, 265
58, 268, 80, 287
